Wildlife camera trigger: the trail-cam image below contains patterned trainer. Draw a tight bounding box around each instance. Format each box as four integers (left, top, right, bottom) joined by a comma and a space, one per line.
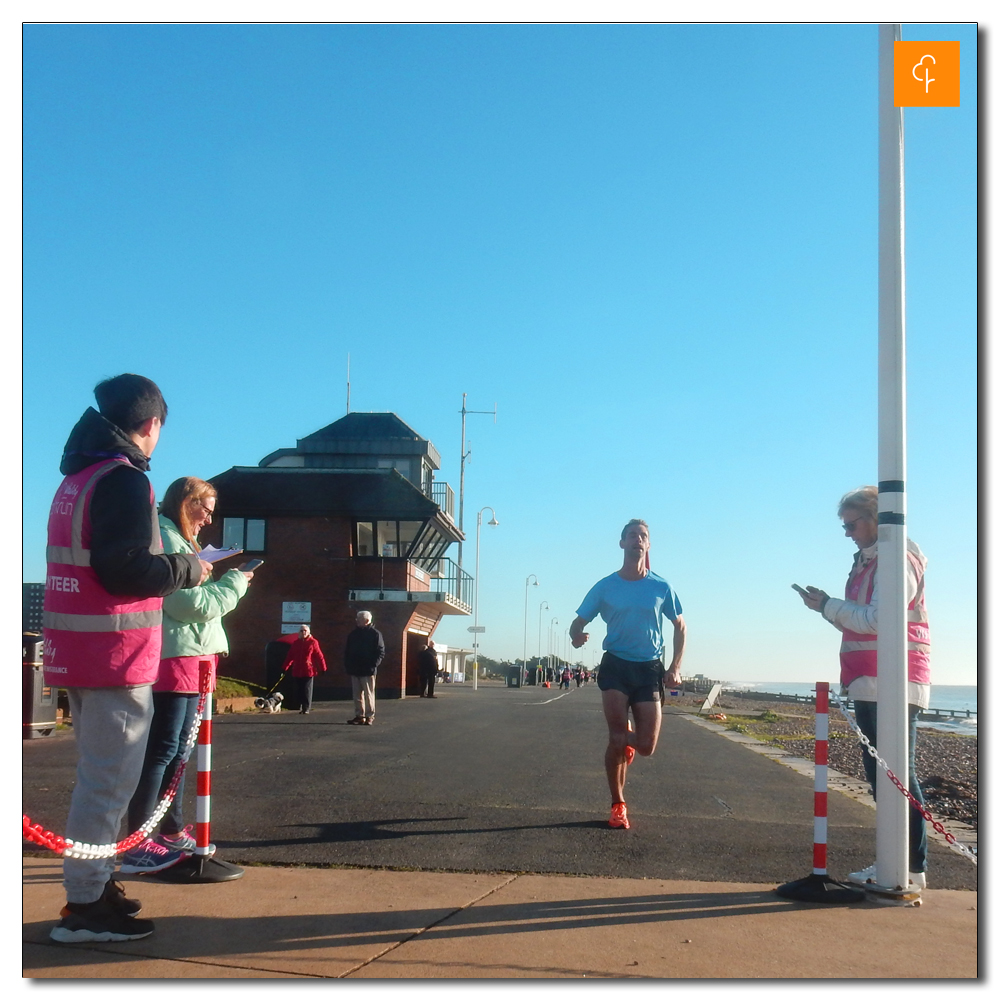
609, 802, 630, 829
50, 896, 154, 943
155, 825, 196, 852
119, 838, 186, 874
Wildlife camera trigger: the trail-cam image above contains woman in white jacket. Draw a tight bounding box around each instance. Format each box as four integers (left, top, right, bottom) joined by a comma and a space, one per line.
798, 485, 930, 889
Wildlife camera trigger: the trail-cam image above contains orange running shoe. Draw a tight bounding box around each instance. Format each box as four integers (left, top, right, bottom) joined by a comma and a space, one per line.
624, 718, 636, 765
609, 802, 630, 829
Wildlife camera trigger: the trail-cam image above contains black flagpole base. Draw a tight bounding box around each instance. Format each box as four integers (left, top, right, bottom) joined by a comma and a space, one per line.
774, 873, 865, 904
149, 853, 245, 883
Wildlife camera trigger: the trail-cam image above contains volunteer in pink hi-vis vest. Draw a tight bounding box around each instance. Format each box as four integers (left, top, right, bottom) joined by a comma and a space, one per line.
44, 375, 210, 946
797, 485, 930, 890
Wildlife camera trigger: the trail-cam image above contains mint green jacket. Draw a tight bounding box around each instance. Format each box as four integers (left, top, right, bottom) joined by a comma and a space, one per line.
159, 515, 249, 658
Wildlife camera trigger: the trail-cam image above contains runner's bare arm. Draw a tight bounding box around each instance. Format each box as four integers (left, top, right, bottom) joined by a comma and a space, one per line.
569, 616, 590, 648
665, 615, 685, 685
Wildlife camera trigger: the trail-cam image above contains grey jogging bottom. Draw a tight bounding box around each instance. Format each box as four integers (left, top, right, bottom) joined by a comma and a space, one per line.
63, 685, 153, 903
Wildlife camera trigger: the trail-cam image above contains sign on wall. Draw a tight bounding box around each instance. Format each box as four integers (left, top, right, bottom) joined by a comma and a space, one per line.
282, 602, 312, 623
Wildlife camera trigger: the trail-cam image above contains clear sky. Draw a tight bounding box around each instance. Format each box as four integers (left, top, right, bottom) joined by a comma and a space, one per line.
21, 20, 978, 686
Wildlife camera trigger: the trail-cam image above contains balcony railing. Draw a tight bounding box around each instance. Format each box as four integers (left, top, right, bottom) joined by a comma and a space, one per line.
430, 556, 473, 609
428, 481, 455, 522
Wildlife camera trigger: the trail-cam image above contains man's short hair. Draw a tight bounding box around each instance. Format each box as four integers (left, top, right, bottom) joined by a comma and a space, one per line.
620, 518, 649, 540
94, 374, 167, 433
357, 610, 373, 623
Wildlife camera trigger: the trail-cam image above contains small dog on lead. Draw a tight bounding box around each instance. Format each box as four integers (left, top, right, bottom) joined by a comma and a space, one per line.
254, 692, 284, 714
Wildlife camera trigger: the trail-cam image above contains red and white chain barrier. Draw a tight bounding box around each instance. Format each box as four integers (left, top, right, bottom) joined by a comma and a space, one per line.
829, 689, 978, 866
22, 662, 213, 859
811, 682, 830, 875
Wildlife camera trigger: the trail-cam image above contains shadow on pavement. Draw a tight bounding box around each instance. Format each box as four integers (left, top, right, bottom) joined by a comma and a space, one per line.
24, 888, 810, 971
221, 817, 616, 850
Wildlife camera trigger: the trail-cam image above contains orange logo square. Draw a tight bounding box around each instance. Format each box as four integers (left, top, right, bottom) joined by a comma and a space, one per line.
894, 41, 960, 107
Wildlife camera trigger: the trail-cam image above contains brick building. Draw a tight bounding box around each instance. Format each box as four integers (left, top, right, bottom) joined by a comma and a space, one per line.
200, 412, 469, 700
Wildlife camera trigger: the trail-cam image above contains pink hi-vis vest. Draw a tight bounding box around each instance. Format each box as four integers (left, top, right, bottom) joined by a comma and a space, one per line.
43, 458, 164, 687
838, 546, 931, 689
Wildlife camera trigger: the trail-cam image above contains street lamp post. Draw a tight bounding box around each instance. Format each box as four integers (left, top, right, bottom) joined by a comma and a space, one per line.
549, 616, 559, 679
457, 394, 497, 576
522, 575, 538, 687
472, 506, 499, 691
537, 601, 549, 684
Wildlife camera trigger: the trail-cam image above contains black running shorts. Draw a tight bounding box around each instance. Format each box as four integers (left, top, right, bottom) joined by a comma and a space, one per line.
596, 651, 664, 703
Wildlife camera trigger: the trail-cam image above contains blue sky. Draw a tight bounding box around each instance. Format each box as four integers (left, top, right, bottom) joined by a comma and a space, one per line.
20, 21, 978, 685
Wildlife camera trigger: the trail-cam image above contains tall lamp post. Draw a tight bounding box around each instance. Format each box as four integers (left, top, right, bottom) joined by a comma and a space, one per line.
537, 601, 549, 684
549, 617, 559, 679
457, 394, 497, 576
522, 575, 539, 687
472, 506, 499, 691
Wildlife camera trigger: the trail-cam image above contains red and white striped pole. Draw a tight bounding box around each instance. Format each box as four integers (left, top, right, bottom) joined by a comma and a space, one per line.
774, 681, 863, 903
195, 657, 214, 859
151, 657, 244, 882
812, 681, 830, 876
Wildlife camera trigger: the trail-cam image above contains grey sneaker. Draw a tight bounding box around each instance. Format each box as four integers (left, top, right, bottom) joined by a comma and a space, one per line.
51, 897, 154, 943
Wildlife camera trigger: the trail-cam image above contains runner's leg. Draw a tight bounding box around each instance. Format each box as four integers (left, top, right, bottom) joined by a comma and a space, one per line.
602, 688, 632, 803
631, 697, 662, 757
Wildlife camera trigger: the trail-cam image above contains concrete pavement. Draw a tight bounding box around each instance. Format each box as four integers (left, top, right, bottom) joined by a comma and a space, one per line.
23, 686, 979, 978
22, 856, 977, 979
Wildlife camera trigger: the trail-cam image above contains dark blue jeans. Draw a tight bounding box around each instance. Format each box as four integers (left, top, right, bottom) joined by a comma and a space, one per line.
853, 700, 927, 873
127, 692, 199, 838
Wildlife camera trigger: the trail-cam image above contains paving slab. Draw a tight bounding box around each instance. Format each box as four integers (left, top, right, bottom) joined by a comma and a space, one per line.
23, 857, 977, 980
22, 858, 513, 979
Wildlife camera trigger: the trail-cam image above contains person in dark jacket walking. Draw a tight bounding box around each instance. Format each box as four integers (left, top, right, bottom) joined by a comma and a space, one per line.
43, 375, 210, 944
417, 641, 439, 698
344, 610, 384, 724
282, 624, 328, 714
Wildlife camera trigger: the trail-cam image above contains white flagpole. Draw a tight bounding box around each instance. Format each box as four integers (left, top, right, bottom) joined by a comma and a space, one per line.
875, 22, 912, 896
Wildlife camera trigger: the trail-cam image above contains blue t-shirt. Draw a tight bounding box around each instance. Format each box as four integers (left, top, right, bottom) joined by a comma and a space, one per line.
576, 571, 683, 663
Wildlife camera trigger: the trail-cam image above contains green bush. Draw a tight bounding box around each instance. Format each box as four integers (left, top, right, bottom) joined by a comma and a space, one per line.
215, 677, 258, 698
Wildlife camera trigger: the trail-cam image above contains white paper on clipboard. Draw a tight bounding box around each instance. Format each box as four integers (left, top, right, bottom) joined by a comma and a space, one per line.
199, 544, 243, 564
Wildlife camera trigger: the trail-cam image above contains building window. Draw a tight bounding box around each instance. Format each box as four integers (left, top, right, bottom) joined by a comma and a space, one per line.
356, 521, 375, 557
355, 520, 427, 559
222, 518, 267, 552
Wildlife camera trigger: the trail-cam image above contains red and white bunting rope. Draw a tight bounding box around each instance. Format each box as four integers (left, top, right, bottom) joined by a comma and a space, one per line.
23, 686, 209, 859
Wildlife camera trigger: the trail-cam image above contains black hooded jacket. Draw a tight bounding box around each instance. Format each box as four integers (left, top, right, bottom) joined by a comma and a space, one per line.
55, 408, 201, 598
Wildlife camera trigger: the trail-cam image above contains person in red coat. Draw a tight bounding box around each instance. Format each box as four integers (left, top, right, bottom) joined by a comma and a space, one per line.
282, 624, 327, 714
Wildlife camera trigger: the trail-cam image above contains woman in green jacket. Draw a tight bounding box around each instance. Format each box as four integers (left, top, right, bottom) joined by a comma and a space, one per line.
120, 477, 253, 874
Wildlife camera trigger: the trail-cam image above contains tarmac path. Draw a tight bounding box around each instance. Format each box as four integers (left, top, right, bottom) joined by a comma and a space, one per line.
22, 680, 977, 891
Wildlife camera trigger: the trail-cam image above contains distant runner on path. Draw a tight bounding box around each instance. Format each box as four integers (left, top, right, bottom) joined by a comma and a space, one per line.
569, 519, 685, 830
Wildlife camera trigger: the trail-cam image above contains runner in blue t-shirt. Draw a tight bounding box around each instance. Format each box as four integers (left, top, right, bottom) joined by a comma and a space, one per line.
569, 519, 686, 830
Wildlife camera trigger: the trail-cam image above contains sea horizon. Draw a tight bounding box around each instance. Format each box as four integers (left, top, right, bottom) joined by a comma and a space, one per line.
724, 681, 976, 735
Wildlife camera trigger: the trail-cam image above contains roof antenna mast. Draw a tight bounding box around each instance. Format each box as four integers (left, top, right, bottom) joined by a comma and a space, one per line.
346, 354, 351, 414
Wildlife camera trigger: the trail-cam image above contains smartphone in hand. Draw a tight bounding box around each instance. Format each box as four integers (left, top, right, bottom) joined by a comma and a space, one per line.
240, 558, 264, 572
792, 584, 809, 596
